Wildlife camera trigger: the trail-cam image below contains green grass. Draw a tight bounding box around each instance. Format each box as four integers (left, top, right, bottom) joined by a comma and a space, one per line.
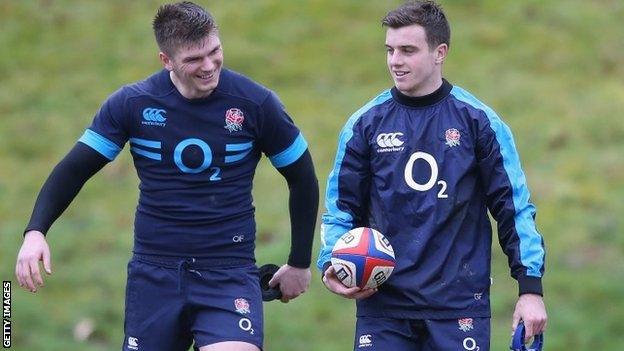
1, 0, 623, 350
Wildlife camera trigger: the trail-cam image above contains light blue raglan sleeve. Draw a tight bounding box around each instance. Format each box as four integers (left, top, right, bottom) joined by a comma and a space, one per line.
317, 125, 366, 271
451, 86, 545, 295
317, 90, 392, 271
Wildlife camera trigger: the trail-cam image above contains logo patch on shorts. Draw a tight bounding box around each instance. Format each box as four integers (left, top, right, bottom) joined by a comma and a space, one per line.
127, 336, 139, 350
458, 318, 474, 332
234, 298, 250, 314
358, 334, 372, 348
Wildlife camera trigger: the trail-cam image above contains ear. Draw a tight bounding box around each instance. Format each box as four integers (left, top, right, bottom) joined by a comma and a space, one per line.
159, 51, 174, 71
434, 43, 448, 65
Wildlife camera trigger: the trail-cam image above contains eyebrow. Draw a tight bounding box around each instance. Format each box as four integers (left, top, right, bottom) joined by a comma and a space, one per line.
209, 45, 221, 55
182, 55, 202, 62
385, 44, 418, 50
181, 45, 221, 62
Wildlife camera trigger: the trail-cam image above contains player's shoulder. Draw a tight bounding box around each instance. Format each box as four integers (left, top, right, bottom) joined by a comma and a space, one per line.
447, 84, 500, 122
351, 90, 393, 119
216, 68, 273, 106
345, 89, 393, 128
355, 89, 394, 115
123, 69, 173, 99
100, 70, 172, 107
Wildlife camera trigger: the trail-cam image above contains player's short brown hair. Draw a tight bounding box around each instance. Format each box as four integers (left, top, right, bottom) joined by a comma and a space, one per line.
153, 1, 217, 56
382, 1, 451, 49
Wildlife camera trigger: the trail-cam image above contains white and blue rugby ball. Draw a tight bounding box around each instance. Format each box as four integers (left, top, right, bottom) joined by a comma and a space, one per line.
331, 227, 396, 289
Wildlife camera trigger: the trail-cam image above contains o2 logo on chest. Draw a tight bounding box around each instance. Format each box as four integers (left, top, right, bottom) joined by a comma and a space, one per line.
173, 138, 254, 179
173, 138, 221, 180
131, 137, 253, 181
403, 151, 448, 198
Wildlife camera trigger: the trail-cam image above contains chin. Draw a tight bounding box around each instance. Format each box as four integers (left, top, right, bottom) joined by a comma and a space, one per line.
395, 82, 416, 94
197, 82, 218, 93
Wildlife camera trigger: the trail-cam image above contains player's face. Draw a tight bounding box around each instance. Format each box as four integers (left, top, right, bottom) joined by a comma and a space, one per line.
160, 33, 224, 99
385, 24, 447, 97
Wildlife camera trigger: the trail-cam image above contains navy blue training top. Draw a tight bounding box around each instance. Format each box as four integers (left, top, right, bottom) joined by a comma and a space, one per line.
318, 80, 545, 319
79, 68, 308, 260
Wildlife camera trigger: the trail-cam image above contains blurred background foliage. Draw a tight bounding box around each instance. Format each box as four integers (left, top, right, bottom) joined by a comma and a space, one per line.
1, 0, 623, 350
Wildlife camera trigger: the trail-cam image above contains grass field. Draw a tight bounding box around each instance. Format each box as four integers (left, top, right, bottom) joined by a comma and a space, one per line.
1, 0, 623, 350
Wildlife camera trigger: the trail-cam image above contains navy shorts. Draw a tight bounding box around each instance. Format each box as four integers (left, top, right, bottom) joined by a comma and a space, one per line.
122, 254, 263, 351
354, 316, 490, 351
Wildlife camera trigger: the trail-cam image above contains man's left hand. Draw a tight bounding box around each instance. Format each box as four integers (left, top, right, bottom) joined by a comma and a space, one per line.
268, 264, 311, 303
512, 293, 547, 340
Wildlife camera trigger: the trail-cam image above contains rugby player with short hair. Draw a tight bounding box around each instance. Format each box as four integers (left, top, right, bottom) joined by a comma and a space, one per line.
318, 1, 547, 350
15, 2, 318, 350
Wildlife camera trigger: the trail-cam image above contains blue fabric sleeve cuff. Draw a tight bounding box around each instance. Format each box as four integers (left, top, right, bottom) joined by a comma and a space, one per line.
78, 129, 122, 161
269, 133, 308, 168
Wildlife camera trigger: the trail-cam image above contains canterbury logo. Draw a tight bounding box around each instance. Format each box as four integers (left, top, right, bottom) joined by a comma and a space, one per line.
142, 108, 167, 122
359, 334, 372, 347
127, 336, 139, 350
128, 337, 138, 347
376, 132, 404, 148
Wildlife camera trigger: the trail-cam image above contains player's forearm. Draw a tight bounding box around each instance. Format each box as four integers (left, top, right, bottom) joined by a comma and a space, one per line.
24, 143, 109, 235
317, 148, 371, 271
493, 186, 545, 296
477, 120, 545, 296
286, 181, 318, 268
277, 150, 319, 268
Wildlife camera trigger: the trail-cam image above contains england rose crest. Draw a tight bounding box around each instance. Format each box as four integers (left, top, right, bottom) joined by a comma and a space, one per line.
458, 318, 474, 332
234, 298, 250, 314
224, 108, 244, 133
445, 128, 461, 147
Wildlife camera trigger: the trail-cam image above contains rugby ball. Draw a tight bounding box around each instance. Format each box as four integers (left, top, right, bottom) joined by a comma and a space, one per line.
331, 227, 395, 289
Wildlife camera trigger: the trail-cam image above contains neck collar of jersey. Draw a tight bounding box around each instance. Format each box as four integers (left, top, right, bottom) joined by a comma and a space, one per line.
159, 69, 223, 104
391, 79, 452, 107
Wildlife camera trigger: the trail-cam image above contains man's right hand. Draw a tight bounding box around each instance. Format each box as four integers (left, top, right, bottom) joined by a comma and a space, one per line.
322, 265, 377, 300
16, 230, 52, 293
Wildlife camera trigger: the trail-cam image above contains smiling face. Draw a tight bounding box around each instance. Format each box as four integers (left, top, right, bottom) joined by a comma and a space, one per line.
159, 33, 224, 99
385, 24, 448, 97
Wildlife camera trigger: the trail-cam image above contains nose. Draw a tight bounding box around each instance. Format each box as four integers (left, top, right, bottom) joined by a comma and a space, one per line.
388, 51, 402, 67
201, 56, 215, 71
